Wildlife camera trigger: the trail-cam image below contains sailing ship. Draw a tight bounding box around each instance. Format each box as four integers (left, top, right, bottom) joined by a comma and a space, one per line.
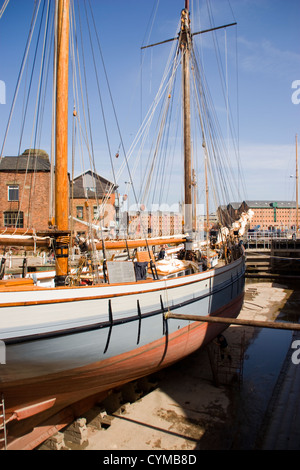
0, 0, 248, 449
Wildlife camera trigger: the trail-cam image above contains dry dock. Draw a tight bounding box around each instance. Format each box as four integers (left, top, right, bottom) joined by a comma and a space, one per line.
39, 281, 300, 451
258, 328, 300, 450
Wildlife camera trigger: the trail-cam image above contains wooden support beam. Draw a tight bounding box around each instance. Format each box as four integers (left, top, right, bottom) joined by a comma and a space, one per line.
165, 312, 300, 331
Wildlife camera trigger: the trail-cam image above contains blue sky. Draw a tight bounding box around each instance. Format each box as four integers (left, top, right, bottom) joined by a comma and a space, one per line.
0, 0, 299, 209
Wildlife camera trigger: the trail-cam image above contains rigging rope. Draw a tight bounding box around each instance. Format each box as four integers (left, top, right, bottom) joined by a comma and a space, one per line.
0, 0, 42, 162
4, 0, 52, 230
0, 0, 9, 19
25, 0, 52, 228
50, 0, 58, 222
83, 0, 116, 190
132, 28, 181, 208
27, 0, 52, 227
140, 0, 160, 124
1, 0, 245, 240
204, 0, 247, 201
191, 35, 243, 215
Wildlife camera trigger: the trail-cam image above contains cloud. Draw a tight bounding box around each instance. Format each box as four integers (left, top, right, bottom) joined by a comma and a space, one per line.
240, 142, 295, 170
238, 37, 300, 80
239, 142, 297, 200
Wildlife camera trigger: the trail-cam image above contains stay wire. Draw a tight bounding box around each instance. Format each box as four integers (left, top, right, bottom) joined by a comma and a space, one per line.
82, 1, 116, 190
87, 0, 135, 203
0, 0, 10, 19
0, 0, 42, 161
204, 0, 247, 201
27, 0, 51, 227
191, 47, 234, 218
141, 46, 180, 208
7, 0, 47, 227
76, 0, 108, 215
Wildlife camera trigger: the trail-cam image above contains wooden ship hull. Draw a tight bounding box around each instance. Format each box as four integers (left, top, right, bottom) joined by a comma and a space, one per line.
0, 256, 245, 449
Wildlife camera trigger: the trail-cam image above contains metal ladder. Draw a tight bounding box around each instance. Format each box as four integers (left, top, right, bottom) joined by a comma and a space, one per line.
0, 394, 7, 450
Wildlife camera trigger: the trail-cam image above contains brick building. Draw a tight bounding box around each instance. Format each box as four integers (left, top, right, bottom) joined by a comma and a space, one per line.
245, 200, 298, 231
218, 200, 298, 231
0, 150, 117, 236
125, 210, 184, 239
70, 170, 117, 237
0, 149, 51, 231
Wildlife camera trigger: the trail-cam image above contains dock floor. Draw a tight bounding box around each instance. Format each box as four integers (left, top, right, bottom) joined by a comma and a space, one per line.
38, 281, 300, 451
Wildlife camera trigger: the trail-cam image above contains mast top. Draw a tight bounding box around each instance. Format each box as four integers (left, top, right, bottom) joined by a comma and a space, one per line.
180, 1, 191, 50
185, 0, 189, 11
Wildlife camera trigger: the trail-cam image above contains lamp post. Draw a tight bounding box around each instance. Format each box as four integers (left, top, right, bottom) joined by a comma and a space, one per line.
290, 136, 298, 236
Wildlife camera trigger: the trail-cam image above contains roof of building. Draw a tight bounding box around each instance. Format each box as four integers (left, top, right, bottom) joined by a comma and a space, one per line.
229, 202, 243, 209
245, 200, 296, 208
0, 153, 118, 199
223, 201, 297, 209
72, 170, 117, 199
0, 149, 50, 172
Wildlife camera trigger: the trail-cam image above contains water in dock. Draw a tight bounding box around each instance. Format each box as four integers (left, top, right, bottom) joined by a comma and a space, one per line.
230, 284, 300, 450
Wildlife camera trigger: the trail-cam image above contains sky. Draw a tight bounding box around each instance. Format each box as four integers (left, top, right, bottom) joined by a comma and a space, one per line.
0, 0, 299, 210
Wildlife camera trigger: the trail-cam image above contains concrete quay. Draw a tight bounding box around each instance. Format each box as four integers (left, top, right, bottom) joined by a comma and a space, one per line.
40, 281, 300, 451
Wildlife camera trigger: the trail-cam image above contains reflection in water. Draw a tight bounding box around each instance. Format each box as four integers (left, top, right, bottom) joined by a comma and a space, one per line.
231, 287, 300, 449
244, 328, 292, 382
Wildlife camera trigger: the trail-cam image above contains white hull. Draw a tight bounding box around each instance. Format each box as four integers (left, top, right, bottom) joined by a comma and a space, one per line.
0, 257, 245, 383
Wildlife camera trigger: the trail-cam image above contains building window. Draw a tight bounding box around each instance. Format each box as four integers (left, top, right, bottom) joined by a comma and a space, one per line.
4, 211, 24, 228
8, 185, 19, 201
93, 205, 99, 219
76, 206, 83, 219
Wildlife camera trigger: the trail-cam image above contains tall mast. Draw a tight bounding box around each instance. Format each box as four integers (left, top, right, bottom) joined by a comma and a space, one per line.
192, 168, 197, 232
141, 2, 236, 239
205, 154, 209, 235
180, 1, 193, 235
54, 0, 70, 286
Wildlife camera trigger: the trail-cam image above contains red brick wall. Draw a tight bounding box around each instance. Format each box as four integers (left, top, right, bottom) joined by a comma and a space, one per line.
0, 171, 116, 234
70, 193, 116, 236
0, 171, 50, 230
250, 207, 297, 230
